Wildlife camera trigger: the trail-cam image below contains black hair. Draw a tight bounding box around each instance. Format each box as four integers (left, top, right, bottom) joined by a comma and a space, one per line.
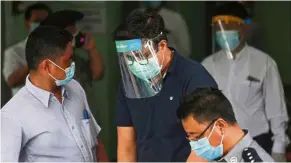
112, 9, 167, 46
24, 3, 52, 21
26, 26, 73, 70
177, 87, 237, 125
213, 2, 249, 20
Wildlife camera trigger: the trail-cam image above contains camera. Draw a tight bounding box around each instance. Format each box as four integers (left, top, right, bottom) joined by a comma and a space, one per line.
74, 32, 87, 48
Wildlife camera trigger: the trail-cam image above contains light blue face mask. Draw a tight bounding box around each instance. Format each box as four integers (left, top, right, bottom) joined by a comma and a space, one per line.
145, 0, 162, 8
189, 122, 224, 161
30, 22, 40, 32
215, 30, 240, 51
128, 57, 161, 81
48, 61, 75, 86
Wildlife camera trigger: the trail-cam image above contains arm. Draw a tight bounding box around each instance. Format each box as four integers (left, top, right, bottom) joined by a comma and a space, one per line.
83, 33, 105, 81
97, 138, 109, 162
7, 66, 29, 87
117, 127, 137, 162
1, 111, 22, 162
79, 82, 108, 161
115, 84, 137, 162
3, 49, 29, 88
263, 59, 289, 155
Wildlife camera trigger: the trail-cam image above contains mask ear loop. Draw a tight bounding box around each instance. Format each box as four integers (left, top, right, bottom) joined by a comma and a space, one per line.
145, 39, 164, 70
220, 133, 224, 145
207, 121, 217, 139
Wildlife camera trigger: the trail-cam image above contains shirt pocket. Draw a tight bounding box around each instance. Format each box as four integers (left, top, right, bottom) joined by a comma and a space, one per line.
236, 80, 261, 107
81, 119, 98, 150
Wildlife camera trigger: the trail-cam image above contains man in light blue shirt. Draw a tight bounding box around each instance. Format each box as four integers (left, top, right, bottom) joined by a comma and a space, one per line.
1, 26, 108, 162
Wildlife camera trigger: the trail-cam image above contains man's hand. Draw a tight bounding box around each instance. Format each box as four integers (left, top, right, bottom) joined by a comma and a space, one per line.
82, 32, 96, 52
96, 138, 108, 162
272, 152, 286, 162
7, 66, 29, 88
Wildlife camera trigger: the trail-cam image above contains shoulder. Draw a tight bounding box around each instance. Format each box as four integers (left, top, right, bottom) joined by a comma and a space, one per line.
174, 54, 217, 88
176, 54, 211, 77
202, 51, 224, 66
250, 141, 275, 162
1, 87, 35, 121
247, 46, 278, 68
4, 40, 26, 55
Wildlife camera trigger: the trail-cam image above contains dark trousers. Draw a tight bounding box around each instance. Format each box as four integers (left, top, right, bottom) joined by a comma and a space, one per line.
253, 131, 273, 154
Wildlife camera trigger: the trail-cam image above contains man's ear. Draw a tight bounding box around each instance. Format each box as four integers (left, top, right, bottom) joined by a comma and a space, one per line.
158, 40, 167, 51
216, 118, 227, 135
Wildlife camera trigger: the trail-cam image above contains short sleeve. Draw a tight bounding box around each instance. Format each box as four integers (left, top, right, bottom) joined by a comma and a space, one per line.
183, 63, 218, 96
1, 111, 22, 162
115, 83, 133, 126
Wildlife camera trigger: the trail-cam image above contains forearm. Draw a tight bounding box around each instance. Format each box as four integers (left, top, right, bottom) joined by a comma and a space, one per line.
88, 48, 104, 81
7, 66, 29, 88
117, 145, 137, 162
270, 117, 290, 153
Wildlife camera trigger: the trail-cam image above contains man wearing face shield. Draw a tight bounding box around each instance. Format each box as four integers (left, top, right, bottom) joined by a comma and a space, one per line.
113, 9, 217, 162
1, 26, 107, 162
3, 3, 51, 96
202, 2, 289, 162
177, 87, 274, 162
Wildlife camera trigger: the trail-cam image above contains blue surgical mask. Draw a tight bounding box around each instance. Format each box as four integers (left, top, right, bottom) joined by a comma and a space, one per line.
145, 0, 162, 9
128, 57, 161, 81
30, 22, 40, 32
215, 30, 240, 51
48, 61, 75, 86
189, 122, 224, 161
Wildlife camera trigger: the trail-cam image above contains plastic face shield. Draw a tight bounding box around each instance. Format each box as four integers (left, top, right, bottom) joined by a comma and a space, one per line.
115, 38, 163, 99
211, 15, 244, 60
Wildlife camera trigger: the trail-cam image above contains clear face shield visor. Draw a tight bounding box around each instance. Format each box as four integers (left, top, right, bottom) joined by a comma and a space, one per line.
211, 15, 245, 60
115, 37, 164, 99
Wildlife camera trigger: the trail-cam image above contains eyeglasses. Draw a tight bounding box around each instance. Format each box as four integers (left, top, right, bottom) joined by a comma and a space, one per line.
188, 118, 218, 141
125, 51, 152, 66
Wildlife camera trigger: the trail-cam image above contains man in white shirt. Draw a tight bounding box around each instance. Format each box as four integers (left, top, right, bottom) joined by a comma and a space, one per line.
1, 26, 108, 162
142, 1, 191, 57
3, 3, 51, 96
202, 2, 289, 162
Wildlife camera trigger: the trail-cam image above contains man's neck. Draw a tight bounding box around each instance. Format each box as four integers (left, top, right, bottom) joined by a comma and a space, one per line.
161, 48, 173, 74
29, 72, 61, 94
222, 126, 246, 156
230, 42, 246, 59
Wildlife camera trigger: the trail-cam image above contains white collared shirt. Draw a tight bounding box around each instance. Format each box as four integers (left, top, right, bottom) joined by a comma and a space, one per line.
202, 45, 289, 153
3, 39, 27, 96
1, 77, 101, 162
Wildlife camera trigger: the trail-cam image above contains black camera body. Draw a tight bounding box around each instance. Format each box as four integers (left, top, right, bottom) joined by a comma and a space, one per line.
74, 32, 87, 48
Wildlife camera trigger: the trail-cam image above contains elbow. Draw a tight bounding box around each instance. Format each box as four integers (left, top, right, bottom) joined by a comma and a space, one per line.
7, 76, 17, 88
92, 67, 105, 81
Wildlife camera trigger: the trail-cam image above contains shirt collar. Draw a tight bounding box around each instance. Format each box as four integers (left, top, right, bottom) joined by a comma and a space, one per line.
234, 44, 248, 61
167, 48, 180, 73
220, 130, 253, 162
25, 76, 70, 108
